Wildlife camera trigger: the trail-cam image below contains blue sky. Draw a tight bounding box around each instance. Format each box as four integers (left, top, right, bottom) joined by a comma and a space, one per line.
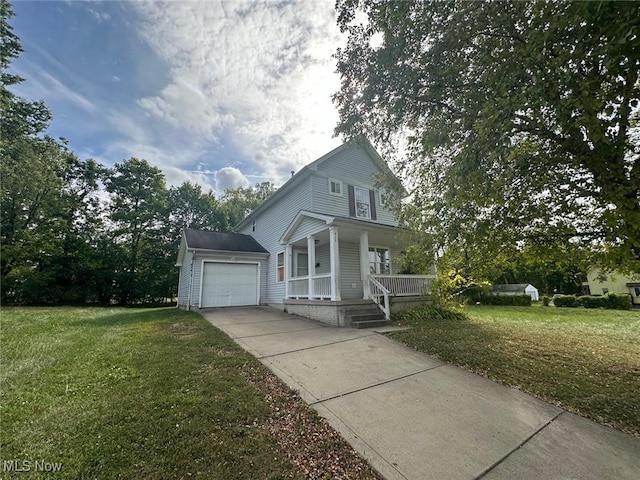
8, 0, 345, 193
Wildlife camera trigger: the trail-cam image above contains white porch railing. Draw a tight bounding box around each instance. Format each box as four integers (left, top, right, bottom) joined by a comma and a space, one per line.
368, 275, 391, 320
287, 274, 332, 299
288, 273, 436, 318
371, 274, 436, 297
368, 274, 436, 320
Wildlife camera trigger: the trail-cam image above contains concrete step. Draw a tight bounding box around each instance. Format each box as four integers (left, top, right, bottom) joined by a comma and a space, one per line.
350, 318, 390, 329
347, 311, 388, 329
347, 312, 386, 322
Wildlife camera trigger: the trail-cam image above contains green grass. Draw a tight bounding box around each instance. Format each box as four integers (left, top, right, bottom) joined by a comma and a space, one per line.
0, 307, 298, 479
391, 304, 640, 436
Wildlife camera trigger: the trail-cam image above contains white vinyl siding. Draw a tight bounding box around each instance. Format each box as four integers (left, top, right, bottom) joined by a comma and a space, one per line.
311, 144, 397, 225
238, 177, 313, 304
177, 250, 194, 307
339, 241, 363, 299
286, 216, 327, 245
314, 244, 331, 275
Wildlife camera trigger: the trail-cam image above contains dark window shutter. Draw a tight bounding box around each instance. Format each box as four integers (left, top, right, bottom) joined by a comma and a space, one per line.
369, 189, 377, 220
348, 185, 355, 217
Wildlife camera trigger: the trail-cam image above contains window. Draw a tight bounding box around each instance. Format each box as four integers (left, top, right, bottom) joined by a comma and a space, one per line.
276, 252, 285, 282
252, 219, 256, 232
355, 186, 371, 219
295, 252, 309, 277
369, 247, 390, 274
634, 287, 640, 297
329, 178, 343, 197
602, 288, 609, 294
348, 185, 377, 220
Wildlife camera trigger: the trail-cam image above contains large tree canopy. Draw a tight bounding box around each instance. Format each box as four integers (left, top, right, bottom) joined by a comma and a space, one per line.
334, 0, 640, 272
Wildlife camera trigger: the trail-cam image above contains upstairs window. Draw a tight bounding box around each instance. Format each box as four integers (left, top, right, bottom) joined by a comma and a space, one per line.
355, 186, 371, 219
329, 178, 343, 197
347, 185, 377, 220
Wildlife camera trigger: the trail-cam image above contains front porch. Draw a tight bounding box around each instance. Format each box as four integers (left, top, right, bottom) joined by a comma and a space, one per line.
283, 296, 433, 328
280, 211, 436, 324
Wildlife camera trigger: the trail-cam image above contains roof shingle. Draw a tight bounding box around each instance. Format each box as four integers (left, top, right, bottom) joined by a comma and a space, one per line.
184, 229, 268, 253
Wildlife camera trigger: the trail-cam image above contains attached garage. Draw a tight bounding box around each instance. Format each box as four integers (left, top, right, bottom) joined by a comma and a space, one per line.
201, 262, 259, 307
176, 229, 268, 309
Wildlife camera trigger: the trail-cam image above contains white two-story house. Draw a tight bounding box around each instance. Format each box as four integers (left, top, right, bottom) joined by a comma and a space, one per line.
176, 138, 434, 327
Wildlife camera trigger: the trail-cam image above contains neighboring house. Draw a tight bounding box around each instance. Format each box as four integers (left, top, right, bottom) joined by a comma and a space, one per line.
582, 269, 640, 306
492, 284, 540, 302
176, 138, 435, 326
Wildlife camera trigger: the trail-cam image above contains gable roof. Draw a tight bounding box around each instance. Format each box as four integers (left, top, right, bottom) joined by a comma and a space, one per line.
183, 228, 268, 253
235, 137, 405, 231
492, 284, 536, 293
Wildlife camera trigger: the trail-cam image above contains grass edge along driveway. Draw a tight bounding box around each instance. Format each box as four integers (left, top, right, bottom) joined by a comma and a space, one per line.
1, 307, 381, 480
390, 304, 640, 437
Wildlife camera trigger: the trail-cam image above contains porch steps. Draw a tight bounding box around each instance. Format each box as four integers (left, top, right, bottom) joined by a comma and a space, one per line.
345, 307, 389, 329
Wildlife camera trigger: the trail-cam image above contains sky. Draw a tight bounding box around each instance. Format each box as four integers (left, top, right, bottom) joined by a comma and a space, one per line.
8, 0, 347, 194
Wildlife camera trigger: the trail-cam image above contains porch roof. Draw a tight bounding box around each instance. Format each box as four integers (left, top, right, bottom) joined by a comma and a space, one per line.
280, 210, 407, 245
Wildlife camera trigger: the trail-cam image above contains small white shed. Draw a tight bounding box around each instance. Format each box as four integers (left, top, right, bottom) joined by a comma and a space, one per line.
492, 283, 539, 302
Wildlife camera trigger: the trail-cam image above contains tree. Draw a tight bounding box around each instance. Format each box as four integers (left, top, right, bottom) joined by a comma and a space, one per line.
220, 182, 275, 227
168, 182, 228, 235
1, 0, 67, 303
105, 158, 169, 304
334, 0, 640, 273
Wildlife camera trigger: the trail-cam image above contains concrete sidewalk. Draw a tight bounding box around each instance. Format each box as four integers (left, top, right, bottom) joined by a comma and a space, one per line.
201, 306, 640, 480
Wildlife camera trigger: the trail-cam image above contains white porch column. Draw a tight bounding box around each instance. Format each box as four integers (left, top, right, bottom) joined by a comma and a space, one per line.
307, 235, 316, 299
360, 230, 370, 299
329, 227, 341, 301
285, 244, 292, 299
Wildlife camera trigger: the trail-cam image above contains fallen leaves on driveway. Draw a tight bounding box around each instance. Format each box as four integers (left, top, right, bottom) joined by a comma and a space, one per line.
244, 365, 383, 480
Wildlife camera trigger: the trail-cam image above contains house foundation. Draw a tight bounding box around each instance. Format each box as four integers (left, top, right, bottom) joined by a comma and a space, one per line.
282, 296, 432, 327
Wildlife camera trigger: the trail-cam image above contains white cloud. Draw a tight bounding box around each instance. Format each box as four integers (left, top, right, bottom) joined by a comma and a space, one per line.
163, 166, 216, 192
215, 166, 250, 192
132, 0, 345, 187
16, 66, 96, 113
87, 8, 111, 23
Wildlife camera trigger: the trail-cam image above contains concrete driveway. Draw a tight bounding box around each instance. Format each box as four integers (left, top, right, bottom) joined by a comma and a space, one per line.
201, 306, 640, 480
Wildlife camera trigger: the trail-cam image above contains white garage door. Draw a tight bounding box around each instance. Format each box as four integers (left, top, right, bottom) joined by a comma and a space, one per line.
201, 262, 259, 308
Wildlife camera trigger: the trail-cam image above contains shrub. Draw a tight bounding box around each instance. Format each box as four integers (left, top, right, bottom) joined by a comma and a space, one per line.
542, 296, 550, 306
553, 295, 578, 307
604, 293, 633, 310
394, 304, 469, 324
556, 293, 632, 310
478, 294, 532, 306
577, 295, 607, 309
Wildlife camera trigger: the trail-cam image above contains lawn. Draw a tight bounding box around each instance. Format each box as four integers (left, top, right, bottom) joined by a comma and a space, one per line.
0, 307, 380, 479
390, 304, 640, 436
